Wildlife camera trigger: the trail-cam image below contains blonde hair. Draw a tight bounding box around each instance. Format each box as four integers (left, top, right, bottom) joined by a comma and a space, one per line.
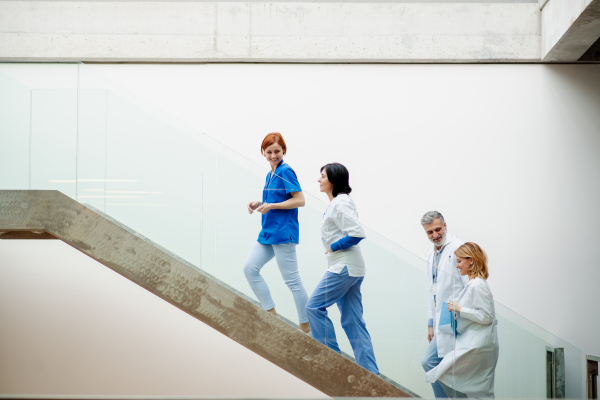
454, 242, 489, 280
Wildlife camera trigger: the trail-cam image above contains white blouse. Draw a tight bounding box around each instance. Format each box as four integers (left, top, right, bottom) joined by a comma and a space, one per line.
321, 194, 367, 277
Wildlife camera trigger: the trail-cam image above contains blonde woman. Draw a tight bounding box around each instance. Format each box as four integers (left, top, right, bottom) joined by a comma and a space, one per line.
425, 242, 499, 398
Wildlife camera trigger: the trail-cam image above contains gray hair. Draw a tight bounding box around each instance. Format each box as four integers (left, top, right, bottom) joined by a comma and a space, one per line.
421, 211, 445, 226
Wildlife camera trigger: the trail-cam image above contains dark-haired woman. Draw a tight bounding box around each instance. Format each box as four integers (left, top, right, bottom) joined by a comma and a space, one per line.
305, 163, 379, 374
244, 132, 310, 334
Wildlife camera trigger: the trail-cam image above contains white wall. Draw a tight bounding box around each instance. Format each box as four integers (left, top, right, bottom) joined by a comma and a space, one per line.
0, 240, 327, 397
1, 62, 600, 394
87, 63, 600, 361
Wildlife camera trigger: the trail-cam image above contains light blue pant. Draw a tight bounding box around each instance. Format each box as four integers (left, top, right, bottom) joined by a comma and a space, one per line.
421, 334, 449, 398
305, 266, 379, 375
243, 242, 309, 324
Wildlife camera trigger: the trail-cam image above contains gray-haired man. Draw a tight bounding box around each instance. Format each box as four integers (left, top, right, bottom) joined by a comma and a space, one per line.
420, 211, 465, 398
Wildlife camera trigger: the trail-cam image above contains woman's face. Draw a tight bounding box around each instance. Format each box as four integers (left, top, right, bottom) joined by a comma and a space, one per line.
456, 256, 473, 276
263, 142, 284, 167
318, 169, 333, 194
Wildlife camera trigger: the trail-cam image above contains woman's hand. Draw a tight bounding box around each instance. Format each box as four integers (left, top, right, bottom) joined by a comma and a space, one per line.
256, 203, 272, 214
324, 246, 333, 254
247, 201, 262, 214
447, 300, 462, 313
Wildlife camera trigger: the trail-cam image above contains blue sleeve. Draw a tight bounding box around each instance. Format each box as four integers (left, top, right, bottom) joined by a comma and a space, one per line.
428, 318, 434, 327
280, 167, 302, 194
330, 235, 363, 252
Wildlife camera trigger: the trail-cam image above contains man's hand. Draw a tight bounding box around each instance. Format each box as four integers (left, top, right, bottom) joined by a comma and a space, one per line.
427, 326, 434, 343
325, 246, 333, 254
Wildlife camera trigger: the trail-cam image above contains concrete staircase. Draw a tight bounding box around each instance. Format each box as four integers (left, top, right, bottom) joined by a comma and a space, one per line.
0, 190, 411, 398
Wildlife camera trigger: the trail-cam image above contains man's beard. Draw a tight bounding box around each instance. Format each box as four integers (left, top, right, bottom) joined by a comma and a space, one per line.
430, 231, 446, 249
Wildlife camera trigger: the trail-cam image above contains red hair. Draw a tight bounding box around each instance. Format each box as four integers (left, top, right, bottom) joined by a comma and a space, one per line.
261, 132, 287, 155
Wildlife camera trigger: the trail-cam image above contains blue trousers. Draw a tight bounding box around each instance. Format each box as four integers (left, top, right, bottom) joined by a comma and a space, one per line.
421, 335, 448, 398
306, 266, 379, 375
243, 242, 309, 324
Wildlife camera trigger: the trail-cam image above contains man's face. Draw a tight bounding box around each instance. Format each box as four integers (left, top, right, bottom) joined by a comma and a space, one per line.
423, 218, 447, 248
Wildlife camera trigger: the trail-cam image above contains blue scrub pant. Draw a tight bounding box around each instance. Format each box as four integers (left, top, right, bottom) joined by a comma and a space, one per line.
243, 242, 309, 324
305, 266, 379, 375
421, 335, 449, 398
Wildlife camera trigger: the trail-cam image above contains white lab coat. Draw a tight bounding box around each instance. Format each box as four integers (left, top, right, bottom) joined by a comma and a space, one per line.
425, 278, 500, 398
427, 234, 466, 357
321, 194, 366, 277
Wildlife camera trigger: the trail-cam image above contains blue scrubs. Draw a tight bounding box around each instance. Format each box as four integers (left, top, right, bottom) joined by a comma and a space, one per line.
243, 159, 309, 324
306, 266, 379, 375
257, 160, 302, 245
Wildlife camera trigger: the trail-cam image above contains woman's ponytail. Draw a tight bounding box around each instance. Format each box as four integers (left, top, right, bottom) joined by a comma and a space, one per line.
340, 185, 352, 195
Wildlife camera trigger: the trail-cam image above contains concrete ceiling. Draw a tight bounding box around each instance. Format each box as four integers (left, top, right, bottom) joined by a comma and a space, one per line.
0, 1, 543, 62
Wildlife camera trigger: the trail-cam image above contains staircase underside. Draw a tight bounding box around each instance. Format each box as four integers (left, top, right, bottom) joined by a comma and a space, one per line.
0, 190, 412, 398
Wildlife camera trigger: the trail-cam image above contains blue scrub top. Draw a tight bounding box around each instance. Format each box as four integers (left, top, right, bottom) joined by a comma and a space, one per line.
257, 160, 301, 245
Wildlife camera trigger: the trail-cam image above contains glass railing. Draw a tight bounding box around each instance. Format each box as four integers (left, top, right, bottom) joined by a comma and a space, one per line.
0, 63, 79, 195
0, 62, 584, 399
77, 64, 204, 266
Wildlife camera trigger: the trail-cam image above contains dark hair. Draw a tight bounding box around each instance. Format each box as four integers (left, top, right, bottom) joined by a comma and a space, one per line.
321, 163, 352, 197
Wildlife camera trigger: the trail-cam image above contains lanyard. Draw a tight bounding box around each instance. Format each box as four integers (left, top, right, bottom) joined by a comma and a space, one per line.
433, 245, 448, 284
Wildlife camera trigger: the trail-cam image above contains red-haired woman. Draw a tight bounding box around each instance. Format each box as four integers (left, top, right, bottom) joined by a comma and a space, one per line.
243, 132, 310, 333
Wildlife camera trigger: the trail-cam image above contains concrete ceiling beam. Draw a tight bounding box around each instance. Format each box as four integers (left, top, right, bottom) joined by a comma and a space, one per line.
0, 2, 540, 63
542, 0, 600, 62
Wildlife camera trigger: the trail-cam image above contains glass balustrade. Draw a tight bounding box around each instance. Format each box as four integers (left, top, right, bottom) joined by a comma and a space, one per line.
0, 64, 78, 194
77, 64, 204, 267
0, 70, 32, 190
0, 61, 584, 399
